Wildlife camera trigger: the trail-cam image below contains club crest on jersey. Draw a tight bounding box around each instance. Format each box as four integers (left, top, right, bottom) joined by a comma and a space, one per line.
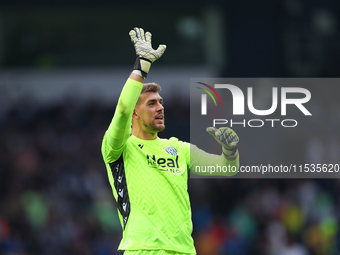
163, 146, 178, 156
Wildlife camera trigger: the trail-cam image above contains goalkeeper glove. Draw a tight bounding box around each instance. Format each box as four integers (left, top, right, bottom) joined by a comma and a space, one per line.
129, 27, 166, 78
207, 127, 239, 159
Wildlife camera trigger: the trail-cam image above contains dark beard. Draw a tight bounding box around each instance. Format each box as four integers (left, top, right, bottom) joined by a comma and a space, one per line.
142, 119, 165, 133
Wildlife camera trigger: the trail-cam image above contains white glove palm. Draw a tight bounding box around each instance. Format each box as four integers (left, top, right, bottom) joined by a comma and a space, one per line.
129, 27, 166, 78
207, 127, 239, 158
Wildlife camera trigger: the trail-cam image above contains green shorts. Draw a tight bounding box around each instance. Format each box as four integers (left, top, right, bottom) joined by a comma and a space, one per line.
118, 250, 196, 255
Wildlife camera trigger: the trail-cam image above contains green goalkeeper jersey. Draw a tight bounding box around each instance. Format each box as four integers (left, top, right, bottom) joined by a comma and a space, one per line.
102, 133, 196, 253
102, 78, 239, 253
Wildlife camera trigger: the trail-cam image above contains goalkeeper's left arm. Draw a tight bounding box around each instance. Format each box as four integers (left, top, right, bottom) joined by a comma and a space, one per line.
190, 127, 239, 176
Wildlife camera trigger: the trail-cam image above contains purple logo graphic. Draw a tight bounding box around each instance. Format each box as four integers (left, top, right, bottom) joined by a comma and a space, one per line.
196, 82, 222, 115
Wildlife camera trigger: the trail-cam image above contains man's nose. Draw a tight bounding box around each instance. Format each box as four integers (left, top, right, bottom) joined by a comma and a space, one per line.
157, 103, 164, 111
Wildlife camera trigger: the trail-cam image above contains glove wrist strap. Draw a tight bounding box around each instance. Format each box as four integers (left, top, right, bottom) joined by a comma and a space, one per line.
222, 146, 238, 159
134, 56, 152, 78
132, 70, 143, 77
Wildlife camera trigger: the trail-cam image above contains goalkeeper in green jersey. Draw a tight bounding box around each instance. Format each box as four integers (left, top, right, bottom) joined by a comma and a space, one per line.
101, 27, 240, 255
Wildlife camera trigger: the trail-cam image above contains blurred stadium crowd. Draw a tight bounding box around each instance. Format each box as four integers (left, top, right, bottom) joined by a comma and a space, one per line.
0, 93, 339, 255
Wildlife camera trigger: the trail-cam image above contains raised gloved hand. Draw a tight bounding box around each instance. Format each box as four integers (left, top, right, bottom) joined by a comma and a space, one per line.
206, 127, 239, 159
129, 27, 166, 78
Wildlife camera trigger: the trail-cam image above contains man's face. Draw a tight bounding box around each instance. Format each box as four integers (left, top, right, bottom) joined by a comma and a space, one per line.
135, 91, 165, 133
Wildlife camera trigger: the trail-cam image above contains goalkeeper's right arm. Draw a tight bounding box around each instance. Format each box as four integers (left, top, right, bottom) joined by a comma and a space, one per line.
105, 78, 143, 151
103, 27, 166, 153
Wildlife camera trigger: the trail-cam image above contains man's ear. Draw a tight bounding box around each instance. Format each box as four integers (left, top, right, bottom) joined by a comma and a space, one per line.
132, 109, 139, 120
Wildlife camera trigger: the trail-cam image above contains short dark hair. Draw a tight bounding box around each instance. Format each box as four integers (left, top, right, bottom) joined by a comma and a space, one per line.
141, 83, 161, 93
136, 83, 162, 105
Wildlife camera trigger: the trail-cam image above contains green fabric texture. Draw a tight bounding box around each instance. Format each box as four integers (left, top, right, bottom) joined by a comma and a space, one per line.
101, 78, 239, 253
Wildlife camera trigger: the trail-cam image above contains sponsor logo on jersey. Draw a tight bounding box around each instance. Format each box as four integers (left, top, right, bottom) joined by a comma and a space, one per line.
146, 154, 184, 174
163, 146, 178, 156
